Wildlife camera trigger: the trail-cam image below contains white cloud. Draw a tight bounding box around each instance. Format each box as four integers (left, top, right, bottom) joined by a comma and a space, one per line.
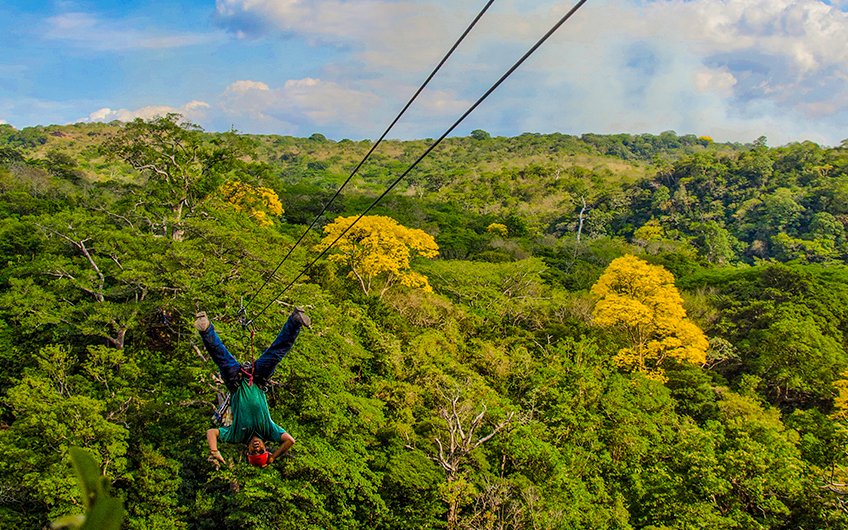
83, 101, 210, 123
467, 0, 848, 145
215, 0, 461, 71
653, 0, 848, 72
216, 73, 476, 137
225, 80, 271, 94
411, 88, 470, 115
44, 12, 223, 51
694, 67, 738, 96
0, 119, 7, 125
31, 0, 845, 145
219, 78, 382, 135
209, 0, 848, 144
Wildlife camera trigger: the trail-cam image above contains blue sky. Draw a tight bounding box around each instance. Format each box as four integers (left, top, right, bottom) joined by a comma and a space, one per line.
1, 0, 846, 145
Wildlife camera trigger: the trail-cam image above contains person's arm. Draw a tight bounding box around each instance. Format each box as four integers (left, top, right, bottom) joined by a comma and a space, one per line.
207, 428, 226, 465
268, 432, 295, 464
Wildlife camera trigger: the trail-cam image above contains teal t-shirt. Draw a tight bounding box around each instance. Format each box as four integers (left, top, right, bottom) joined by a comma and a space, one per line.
218, 381, 286, 444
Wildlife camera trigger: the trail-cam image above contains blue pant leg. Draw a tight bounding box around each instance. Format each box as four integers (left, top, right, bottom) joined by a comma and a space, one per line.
199, 324, 242, 392
253, 314, 302, 385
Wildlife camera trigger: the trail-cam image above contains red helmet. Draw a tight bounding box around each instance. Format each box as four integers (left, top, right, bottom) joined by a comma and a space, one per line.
247, 451, 270, 467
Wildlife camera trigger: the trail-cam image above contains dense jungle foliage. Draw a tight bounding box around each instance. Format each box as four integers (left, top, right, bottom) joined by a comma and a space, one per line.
1, 116, 847, 529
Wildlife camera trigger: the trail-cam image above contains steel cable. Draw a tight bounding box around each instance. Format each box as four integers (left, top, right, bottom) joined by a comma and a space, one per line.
241, 0, 497, 313
247, 0, 590, 325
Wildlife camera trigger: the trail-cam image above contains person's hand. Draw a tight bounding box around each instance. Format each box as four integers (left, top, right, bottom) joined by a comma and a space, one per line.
207, 449, 226, 470
195, 312, 210, 332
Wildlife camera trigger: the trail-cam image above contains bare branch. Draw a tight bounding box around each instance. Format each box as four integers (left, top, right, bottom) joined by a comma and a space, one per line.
37, 223, 106, 301
105, 253, 123, 271
91, 206, 135, 229
192, 342, 209, 363
473, 412, 514, 449
434, 437, 453, 474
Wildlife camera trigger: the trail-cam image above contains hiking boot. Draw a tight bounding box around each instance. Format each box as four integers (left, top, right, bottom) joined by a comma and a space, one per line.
195, 311, 211, 332
292, 307, 311, 329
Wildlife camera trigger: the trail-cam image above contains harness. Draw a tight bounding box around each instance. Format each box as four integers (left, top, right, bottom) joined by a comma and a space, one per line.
212, 391, 231, 427
211, 306, 257, 426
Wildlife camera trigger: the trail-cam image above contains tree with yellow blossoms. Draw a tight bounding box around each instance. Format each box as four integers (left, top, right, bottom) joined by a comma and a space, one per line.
219, 181, 283, 227
591, 254, 708, 381
316, 215, 439, 297
486, 223, 508, 238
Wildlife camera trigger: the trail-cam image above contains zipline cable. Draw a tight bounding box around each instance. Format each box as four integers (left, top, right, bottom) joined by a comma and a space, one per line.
241, 0, 497, 313
247, 0, 590, 325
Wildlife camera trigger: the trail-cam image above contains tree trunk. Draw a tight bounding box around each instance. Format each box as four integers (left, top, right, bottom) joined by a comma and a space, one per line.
172, 197, 186, 241
107, 325, 127, 350
447, 490, 459, 530
576, 196, 587, 242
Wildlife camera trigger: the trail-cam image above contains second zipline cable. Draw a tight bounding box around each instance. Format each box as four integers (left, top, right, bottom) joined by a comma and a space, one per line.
247, 0, 591, 325
241, 0, 498, 312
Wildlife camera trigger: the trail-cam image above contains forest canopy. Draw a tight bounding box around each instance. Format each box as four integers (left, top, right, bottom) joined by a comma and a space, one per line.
1, 116, 847, 529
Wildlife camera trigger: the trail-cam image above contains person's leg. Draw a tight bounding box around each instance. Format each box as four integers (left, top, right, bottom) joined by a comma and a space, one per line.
253, 308, 309, 385
197, 314, 242, 392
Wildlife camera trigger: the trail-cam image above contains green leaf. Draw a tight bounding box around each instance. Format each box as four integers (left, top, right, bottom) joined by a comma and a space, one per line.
80, 497, 124, 530
69, 447, 103, 510
49, 514, 85, 529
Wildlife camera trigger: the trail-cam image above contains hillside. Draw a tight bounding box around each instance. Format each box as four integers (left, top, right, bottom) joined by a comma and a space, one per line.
0, 117, 847, 529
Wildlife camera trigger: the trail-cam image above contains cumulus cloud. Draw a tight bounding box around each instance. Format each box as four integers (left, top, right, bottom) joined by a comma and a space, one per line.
33, 0, 845, 145
226, 80, 271, 94
83, 101, 210, 123
219, 78, 385, 135
44, 12, 223, 51
210, 0, 578, 136
216, 73, 475, 137
214, 0, 462, 71
209, 0, 848, 144
473, 0, 848, 145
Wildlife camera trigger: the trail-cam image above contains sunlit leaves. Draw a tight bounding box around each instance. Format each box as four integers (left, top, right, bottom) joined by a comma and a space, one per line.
3, 124, 848, 528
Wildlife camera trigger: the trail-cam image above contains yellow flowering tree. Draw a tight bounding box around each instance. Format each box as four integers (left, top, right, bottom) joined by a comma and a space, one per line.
591, 254, 708, 381
219, 181, 283, 227
316, 215, 439, 297
486, 223, 508, 238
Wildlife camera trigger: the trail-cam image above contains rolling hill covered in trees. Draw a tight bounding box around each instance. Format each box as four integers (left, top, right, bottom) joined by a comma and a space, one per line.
1, 116, 847, 529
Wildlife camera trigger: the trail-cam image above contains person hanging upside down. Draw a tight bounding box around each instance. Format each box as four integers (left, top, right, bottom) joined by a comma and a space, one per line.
195, 307, 311, 468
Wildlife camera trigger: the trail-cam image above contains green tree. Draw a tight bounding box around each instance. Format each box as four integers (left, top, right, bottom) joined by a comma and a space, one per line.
430, 388, 513, 530
105, 114, 250, 239
0, 348, 130, 525
52, 447, 125, 530
691, 220, 738, 264
687, 264, 848, 407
